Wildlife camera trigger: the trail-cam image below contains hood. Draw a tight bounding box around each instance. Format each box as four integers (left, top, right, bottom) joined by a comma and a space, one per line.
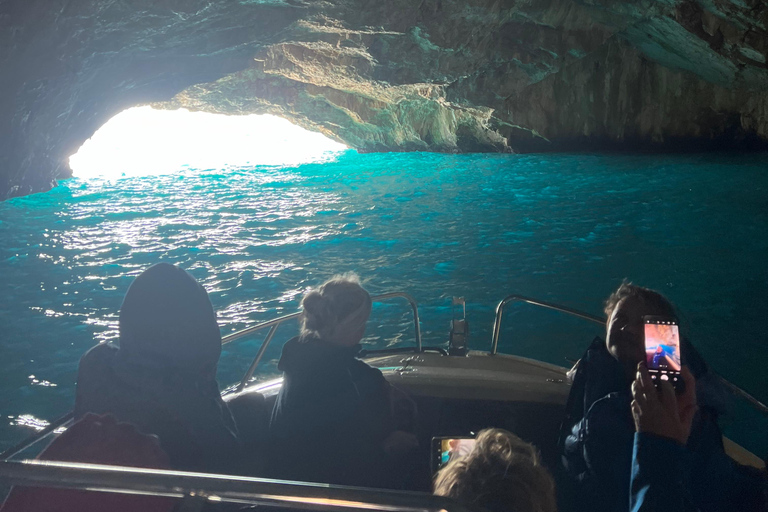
118, 263, 221, 373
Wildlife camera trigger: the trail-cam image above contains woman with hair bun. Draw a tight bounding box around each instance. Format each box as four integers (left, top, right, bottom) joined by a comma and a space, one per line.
269, 274, 410, 487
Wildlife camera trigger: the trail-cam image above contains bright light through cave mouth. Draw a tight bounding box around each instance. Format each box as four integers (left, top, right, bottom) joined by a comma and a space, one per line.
69, 106, 349, 179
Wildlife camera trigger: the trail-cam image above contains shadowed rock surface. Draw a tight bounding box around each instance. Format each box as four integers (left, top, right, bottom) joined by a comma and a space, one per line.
1, 0, 766, 198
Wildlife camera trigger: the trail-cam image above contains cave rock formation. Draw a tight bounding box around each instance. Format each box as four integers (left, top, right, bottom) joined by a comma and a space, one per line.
1, 0, 766, 198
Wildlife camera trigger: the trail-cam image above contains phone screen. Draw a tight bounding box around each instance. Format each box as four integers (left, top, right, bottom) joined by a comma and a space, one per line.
643, 316, 682, 386
432, 437, 476, 472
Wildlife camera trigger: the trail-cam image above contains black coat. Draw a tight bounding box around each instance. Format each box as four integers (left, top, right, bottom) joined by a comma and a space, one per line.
74, 263, 241, 474
269, 336, 394, 486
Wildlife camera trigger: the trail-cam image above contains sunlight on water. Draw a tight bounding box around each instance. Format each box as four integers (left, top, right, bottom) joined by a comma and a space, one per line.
9, 414, 66, 434
69, 107, 348, 178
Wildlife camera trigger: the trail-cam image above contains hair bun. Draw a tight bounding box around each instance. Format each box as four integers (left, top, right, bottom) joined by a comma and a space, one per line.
300, 274, 372, 345
301, 291, 334, 333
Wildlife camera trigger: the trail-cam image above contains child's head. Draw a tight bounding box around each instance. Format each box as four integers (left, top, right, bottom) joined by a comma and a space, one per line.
433, 428, 556, 512
300, 274, 372, 347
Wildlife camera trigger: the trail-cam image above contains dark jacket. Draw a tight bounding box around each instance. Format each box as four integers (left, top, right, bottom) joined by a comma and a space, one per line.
269, 336, 394, 486
631, 432, 697, 512
561, 338, 767, 512
75, 263, 241, 474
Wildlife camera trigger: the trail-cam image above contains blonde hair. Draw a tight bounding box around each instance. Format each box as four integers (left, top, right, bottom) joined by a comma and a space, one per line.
433, 428, 556, 512
300, 274, 372, 347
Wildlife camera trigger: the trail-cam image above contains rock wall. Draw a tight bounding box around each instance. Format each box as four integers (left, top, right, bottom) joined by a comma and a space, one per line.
1, 0, 766, 198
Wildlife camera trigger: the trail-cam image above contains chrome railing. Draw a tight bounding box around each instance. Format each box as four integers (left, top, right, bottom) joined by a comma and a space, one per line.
490, 294, 768, 417
0, 459, 475, 512
223, 292, 422, 393
490, 294, 604, 355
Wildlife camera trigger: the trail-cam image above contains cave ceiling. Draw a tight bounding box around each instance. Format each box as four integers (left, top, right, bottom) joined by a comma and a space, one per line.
1, 0, 766, 198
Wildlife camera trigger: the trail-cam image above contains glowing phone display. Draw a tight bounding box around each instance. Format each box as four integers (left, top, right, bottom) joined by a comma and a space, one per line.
643, 316, 682, 390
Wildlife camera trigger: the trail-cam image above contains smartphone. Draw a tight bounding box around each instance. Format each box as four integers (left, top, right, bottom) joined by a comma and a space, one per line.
431, 436, 476, 473
643, 316, 684, 392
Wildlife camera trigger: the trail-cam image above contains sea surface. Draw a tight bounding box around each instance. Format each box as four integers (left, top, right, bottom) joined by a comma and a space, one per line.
1, 151, 767, 455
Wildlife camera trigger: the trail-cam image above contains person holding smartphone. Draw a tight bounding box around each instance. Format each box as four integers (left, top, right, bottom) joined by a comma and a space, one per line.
559, 281, 766, 512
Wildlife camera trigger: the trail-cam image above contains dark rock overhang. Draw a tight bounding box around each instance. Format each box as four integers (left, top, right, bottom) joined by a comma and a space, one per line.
1, 0, 766, 199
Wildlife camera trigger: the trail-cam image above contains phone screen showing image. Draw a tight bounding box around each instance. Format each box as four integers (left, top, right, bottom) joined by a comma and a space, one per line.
431, 437, 476, 473
643, 316, 682, 389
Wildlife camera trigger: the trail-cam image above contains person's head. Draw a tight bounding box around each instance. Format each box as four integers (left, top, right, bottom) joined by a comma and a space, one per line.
118, 263, 221, 375
604, 281, 677, 379
433, 428, 556, 512
300, 274, 372, 347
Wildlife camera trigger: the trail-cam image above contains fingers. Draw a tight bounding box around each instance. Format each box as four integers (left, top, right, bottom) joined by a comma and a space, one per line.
632, 363, 658, 432
637, 362, 655, 395
680, 401, 698, 426
677, 366, 698, 439
633, 362, 657, 409
631, 399, 642, 432
680, 366, 697, 404
659, 379, 677, 412
675, 366, 697, 417
632, 382, 649, 411
680, 365, 695, 384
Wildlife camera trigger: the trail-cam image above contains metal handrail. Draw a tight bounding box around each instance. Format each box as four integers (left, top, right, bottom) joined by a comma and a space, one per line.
236, 323, 280, 393
222, 312, 303, 346
489, 294, 768, 417
0, 459, 475, 512
224, 292, 422, 392
716, 377, 768, 415
490, 294, 604, 355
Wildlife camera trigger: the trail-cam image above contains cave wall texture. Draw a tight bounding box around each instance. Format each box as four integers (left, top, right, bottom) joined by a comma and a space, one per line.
1, 0, 766, 198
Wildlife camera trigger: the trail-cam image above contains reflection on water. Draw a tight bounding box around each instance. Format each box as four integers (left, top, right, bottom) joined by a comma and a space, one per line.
9, 414, 66, 434
1, 151, 767, 453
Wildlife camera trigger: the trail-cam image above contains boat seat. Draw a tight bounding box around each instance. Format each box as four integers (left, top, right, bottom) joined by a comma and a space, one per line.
225, 390, 271, 475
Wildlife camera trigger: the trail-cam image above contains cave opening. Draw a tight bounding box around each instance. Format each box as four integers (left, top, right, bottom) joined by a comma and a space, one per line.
68, 106, 349, 179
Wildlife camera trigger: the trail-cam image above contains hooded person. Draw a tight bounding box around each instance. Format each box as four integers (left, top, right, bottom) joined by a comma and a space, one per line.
74, 263, 241, 474
268, 274, 412, 487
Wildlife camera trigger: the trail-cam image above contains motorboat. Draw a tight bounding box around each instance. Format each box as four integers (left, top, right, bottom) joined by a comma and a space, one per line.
1, 292, 765, 511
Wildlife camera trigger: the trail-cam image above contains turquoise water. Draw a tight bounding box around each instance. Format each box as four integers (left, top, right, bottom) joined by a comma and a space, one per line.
1, 151, 767, 455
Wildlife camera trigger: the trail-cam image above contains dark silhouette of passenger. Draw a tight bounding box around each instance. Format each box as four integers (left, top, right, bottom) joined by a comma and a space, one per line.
74, 263, 241, 474
560, 281, 766, 512
1, 413, 175, 512
433, 428, 557, 512
269, 274, 412, 487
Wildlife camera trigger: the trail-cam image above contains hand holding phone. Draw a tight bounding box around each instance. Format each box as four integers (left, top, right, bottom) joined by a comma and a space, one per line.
631, 362, 698, 445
